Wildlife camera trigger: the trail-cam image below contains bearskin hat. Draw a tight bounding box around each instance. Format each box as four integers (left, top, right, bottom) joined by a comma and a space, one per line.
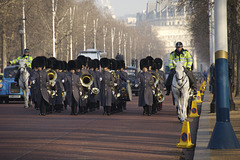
100, 58, 109, 68
88, 60, 96, 69
140, 58, 148, 70
119, 60, 125, 69
67, 60, 77, 71
154, 58, 163, 70
94, 59, 100, 69
62, 61, 67, 71
76, 59, 82, 70
35, 56, 45, 68
109, 59, 117, 70
77, 55, 87, 66
146, 56, 154, 67
152, 62, 158, 70
52, 60, 61, 70
32, 58, 37, 69
116, 60, 122, 70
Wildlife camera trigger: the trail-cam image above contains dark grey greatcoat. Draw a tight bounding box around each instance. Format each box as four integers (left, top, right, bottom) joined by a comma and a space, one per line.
101, 70, 113, 106
118, 70, 129, 82
30, 70, 38, 103
54, 71, 67, 105
88, 69, 97, 103
94, 70, 101, 102
158, 70, 166, 93
65, 72, 80, 106
137, 71, 154, 106
79, 68, 90, 106
34, 70, 50, 104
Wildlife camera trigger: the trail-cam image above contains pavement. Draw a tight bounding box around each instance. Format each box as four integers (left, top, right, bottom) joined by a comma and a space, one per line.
194, 85, 240, 160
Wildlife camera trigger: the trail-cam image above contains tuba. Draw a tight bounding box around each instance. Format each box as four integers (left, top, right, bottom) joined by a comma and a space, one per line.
156, 88, 165, 103
46, 69, 57, 98
150, 72, 159, 87
79, 73, 94, 99
80, 73, 93, 88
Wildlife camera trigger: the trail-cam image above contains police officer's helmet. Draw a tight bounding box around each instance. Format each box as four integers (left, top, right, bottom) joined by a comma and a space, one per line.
24, 48, 29, 53
176, 42, 183, 48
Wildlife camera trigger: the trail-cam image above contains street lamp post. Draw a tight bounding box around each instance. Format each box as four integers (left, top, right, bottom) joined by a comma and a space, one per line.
19, 25, 24, 56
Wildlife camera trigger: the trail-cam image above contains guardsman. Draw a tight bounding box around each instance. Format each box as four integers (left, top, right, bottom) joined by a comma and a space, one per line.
32, 56, 50, 116
94, 59, 101, 110
9, 48, 33, 86
118, 59, 129, 111
79, 56, 91, 114
87, 60, 99, 112
65, 60, 80, 115
30, 58, 38, 110
137, 58, 154, 116
165, 42, 197, 96
52, 60, 65, 113
100, 58, 113, 116
155, 58, 166, 111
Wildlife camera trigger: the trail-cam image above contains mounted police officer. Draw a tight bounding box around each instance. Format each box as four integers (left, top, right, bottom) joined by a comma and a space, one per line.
9, 48, 33, 86
165, 42, 197, 96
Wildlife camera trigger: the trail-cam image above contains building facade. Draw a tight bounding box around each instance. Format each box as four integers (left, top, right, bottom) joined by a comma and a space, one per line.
137, 0, 201, 71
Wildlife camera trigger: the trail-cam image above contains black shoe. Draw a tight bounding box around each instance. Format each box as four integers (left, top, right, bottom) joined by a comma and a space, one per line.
165, 90, 170, 95
193, 89, 197, 96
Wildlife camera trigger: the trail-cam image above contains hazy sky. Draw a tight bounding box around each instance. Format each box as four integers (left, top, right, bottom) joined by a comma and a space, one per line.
99, 0, 151, 17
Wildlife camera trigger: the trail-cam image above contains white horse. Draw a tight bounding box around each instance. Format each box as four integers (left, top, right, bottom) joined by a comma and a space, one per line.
172, 61, 191, 123
19, 59, 31, 108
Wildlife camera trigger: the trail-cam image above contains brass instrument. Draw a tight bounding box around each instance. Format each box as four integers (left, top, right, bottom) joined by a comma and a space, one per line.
91, 87, 100, 95
46, 69, 57, 82
80, 73, 93, 88
150, 72, 159, 87
79, 74, 94, 99
156, 88, 164, 103
110, 71, 120, 98
46, 69, 57, 98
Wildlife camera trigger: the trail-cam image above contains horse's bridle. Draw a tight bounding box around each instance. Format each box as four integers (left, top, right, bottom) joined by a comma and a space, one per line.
172, 67, 188, 91
19, 65, 29, 90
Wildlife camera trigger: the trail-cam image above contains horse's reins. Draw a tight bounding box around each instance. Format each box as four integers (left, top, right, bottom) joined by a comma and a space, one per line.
172, 71, 188, 91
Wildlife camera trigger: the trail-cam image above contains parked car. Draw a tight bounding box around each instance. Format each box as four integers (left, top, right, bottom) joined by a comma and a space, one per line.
124, 66, 139, 96
0, 66, 25, 103
0, 73, 3, 82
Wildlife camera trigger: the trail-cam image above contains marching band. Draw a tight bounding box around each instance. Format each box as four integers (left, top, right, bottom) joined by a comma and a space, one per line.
27, 55, 165, 116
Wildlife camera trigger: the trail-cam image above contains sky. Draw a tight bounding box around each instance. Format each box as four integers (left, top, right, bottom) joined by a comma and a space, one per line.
98, 0, 151, 17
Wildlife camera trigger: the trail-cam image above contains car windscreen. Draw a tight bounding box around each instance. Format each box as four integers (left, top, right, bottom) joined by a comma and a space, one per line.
4, 67, 18, 78
124, 69, 136, 77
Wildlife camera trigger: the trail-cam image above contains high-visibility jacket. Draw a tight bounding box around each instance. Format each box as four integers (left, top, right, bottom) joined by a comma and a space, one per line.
168, 50, 193, 70
10, 55, 33, 68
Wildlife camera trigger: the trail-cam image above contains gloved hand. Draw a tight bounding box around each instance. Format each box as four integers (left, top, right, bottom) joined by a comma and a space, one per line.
186, 67, 191, 71
170, 68, 175, 72
8, 62, 11, 65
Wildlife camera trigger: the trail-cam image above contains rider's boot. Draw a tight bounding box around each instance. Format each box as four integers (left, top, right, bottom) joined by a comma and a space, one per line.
165, 87, 170, 95
15, 78, 19, 87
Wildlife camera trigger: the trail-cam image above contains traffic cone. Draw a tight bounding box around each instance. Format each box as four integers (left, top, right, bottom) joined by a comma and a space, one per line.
189, 101, 199, 118
195, 91, 202, 103
200, 85, 204, 96
177, 121, 194, 148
